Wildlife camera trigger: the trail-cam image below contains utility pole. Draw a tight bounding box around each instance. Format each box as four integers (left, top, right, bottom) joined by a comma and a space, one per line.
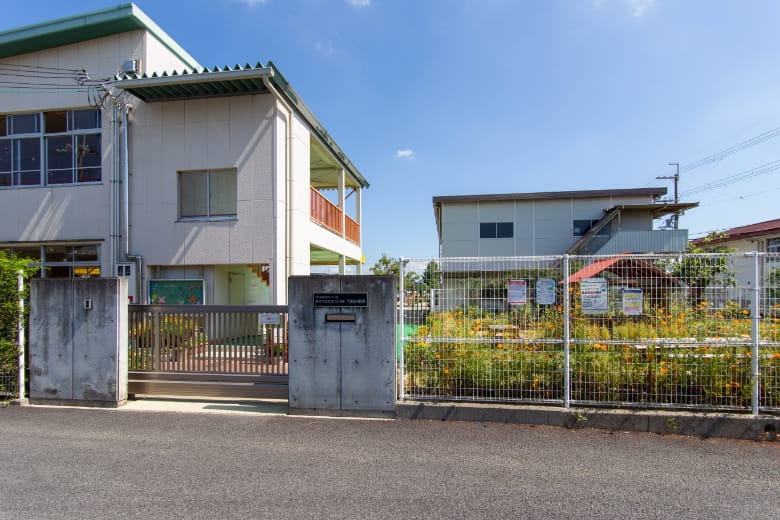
657, 162, 680, 229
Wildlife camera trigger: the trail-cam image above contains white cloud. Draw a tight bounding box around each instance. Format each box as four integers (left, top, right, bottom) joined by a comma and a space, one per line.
628, 0, 655, 18
315, 40, 335, 55
396, 149, 415, 160
346, 0, 371, 6
235, 0, 270, 6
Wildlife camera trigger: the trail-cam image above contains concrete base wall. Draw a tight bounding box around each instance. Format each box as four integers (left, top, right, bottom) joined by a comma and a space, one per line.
29, 278, 128, 407
288, 275, 396, 415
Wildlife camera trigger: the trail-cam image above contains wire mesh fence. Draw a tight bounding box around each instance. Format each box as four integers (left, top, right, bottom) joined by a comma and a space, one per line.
0, 274, 22, 399
399, 253, 780, 414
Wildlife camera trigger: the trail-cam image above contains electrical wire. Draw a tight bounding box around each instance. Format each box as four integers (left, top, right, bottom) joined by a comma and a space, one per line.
680, 159, 780, 196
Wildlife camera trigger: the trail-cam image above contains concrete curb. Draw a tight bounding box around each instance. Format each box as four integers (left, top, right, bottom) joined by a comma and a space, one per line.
396, 401, 780, 442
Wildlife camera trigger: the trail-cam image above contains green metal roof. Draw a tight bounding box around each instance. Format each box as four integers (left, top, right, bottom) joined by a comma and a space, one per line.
115, 61, 368, 188
0, 3, 200, 68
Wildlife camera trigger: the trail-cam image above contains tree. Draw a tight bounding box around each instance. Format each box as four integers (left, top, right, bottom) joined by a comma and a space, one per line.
419, 261, 441, 290
0, 251, 39, 390
666, 232, 735, 306
369, 253, 419, 290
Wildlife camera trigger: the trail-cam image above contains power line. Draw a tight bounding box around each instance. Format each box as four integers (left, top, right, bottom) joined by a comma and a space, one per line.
680, 159, 780, 196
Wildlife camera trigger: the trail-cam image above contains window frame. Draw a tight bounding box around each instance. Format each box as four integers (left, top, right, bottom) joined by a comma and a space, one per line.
178, 168, 238, 221
0, 108, 101, 188
480, 221, 514, 239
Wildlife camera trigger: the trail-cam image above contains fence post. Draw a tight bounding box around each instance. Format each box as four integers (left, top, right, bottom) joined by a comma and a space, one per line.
750, 252, 761, 415
14, 271, 27, 404
152, 310, 161, 371
563, 255, 571, 409
399, 257, 406, 400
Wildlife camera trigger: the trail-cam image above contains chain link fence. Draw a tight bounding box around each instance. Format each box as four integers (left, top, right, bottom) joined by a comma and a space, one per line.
400, 253, 780, 414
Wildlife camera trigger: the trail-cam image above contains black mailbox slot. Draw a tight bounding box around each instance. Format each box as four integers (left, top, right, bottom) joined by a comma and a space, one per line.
326, 313, 356, 322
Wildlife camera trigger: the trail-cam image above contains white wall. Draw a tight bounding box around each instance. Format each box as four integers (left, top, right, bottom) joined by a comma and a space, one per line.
439, 195, 659, 256
129, 94, 276, 267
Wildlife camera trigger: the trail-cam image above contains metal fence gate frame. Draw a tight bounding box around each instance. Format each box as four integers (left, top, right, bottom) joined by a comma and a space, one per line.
128, 304, 289, 399
399, 253, 780, 415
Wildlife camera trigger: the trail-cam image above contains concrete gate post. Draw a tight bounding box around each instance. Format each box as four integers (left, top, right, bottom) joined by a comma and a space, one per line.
29, 278, 128, 407
288, 275, 396, 417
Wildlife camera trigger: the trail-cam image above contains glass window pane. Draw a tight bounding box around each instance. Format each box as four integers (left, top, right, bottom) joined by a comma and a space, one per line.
0, 173, 10, 187
76, 134, 100, 168
47, 266, 73, 278
0, 115, 6, 137
573, 220, 592, 236
47, 136, 73, 169
0, 140, 10, 172
496, 222, 513, 238
44, 245, 73, 262
73, 244, 98, 261
11, 247, 41, 261
480, 222, 496, 239
44, 111, 68, 133
209, 169, 237, 216
10, 113, 39, 134
73, 266, 100, 277
72, 109, 100, 130
77, 167, 101, 183
180, 171, 207, 217
16, 171, 41, 186
16, 138, 40, 171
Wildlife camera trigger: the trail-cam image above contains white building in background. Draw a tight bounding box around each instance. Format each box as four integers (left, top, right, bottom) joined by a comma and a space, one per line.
433, 187, 697, 257
0, 3, 367, 304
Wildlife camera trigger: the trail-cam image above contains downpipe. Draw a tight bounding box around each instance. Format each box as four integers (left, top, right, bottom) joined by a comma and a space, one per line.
122, 104, 143, 303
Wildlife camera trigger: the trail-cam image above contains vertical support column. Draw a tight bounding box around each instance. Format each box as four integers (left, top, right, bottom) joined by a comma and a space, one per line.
339, 255, 346, 275
751, 252, 761, 415
563, 254, 571, 408
338, 168, 346, 237
356, 187, 362, 246
14, 272, 27, 404
399, 257, 406, 400
152, 311, 161, 372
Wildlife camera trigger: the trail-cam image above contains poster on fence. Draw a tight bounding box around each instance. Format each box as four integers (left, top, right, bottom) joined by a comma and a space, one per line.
507, 279, 527, 305
621, 288, 643, 316
536, 278, 556, 305
580, 277, 608, 315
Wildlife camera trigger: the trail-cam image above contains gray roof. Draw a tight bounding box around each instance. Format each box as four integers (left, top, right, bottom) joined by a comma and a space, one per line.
433, 187, 667, 204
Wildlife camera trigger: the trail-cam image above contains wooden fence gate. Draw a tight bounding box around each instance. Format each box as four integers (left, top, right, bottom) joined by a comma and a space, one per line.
128, 305, 288, 399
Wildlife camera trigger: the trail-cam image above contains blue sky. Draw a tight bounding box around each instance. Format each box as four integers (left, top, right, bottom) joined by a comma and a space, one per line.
4, 0, 780, 266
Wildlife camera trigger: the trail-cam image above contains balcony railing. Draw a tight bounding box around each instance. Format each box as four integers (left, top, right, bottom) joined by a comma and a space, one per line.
310, 187, 360, 245
595, 230, 689, 255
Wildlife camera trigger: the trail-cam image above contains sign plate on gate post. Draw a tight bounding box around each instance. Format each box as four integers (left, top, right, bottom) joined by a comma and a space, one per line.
313, 293, 368, 307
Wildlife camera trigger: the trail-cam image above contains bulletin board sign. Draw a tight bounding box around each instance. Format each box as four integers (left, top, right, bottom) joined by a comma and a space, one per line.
148, 279, 205, 305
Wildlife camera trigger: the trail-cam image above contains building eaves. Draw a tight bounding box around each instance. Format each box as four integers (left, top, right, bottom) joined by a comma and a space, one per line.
0, 3, 200, 69
115, 61, 368, 189
432, 187, 667, 204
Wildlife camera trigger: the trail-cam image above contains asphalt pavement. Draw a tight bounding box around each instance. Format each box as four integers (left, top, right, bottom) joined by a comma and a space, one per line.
1, 401, 779, 519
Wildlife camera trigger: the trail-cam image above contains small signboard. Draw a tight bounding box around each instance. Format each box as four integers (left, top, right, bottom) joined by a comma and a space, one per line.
259, 313, 282, 325
536, 278, 556, 305
313, 293, 368, 307
621, 288, 643, 316
581, 277, 608, 315
507, 280, 527, 305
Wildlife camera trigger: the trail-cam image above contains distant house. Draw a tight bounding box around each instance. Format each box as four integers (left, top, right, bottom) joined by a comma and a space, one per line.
433, 187, 697, 257
0, 4, 367, 304
692, 218, 780, 296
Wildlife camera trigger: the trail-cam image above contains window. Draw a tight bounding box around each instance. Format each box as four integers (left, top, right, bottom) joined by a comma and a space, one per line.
179, 169, 237, 220
573, 219, 610, 237
768, 238, 780, 253
0, 109, 101, 188
0, 244, 100, 278
480, 222, 513, 238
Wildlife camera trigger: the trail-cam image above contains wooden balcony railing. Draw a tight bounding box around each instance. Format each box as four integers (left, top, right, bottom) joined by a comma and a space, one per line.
311, 188, 343, 234
345, 215, 360, 244
310, 187, 361, 245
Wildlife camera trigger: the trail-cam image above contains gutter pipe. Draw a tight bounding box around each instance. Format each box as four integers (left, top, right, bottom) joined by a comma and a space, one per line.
121, 104, 143, 303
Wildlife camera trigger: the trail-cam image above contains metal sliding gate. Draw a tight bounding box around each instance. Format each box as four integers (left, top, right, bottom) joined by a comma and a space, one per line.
128, 305, 288, 399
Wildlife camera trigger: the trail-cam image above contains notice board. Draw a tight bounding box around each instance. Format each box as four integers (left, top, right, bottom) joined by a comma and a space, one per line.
148, 279, 205, 305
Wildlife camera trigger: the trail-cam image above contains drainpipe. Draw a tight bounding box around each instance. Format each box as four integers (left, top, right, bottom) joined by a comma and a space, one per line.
122, 104, 143, 303
110, 104, 119, 273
